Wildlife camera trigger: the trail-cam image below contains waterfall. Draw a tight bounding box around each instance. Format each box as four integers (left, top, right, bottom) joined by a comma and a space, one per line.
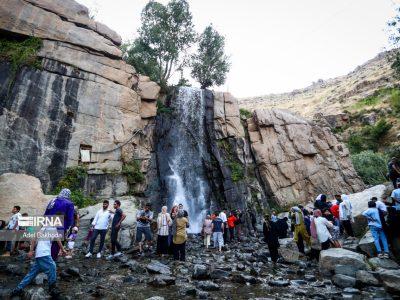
165, 87, 209, 233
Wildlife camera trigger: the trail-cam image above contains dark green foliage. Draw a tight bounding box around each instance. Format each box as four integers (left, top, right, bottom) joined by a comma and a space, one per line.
347, 119, 392, 153
351, 151, 388, 185
191, 25, 230, 89
391, 52, 400, 78
0, 37, 42, 72
122, 160, 145, 186
156, 99, 174, 114
390, 88, 400, 113
54, 166, 95, 208
123, 0, 196, 90
228, 161, 244, 182
239, 108, 252, 119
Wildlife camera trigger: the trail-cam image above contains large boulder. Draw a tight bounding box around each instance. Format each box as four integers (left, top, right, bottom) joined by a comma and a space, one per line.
0, 173, 52, 220
358, 230, 376, 257
319, 248, 368, 276
77, 197, 137, 249
247, 108, 364, 206
378, 269, 400, 294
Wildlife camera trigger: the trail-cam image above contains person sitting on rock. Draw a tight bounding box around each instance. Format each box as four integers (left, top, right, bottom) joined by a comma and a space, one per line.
339, 194, 355, 238
362, 201, 389, 259
10, 226, 66, 298
263, 214, 280, 263
290, 206, 311, 254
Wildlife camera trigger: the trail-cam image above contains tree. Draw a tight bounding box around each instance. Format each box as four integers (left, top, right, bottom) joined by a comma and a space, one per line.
123, 0, 195, 90
191, 25, 230, 89
388, 7, 400, 76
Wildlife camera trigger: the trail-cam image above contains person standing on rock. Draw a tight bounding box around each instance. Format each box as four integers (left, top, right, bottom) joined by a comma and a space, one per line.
135, 203, 154, 254
44, 188, 75, 261
156, 206, 172, 257
10, 226, 65, 298
212, 211, 225, 252
219, 209, 228, 241
169, 205, 178, 254
263, 214, 280, 263
339, 195, 355, 238
202, 215, 213, 249
227, 211, 238, 242
2, 205, 21, 257
247, 209, 258, 236
314, 194, 330, 211
290, 206, 311, 254
388, 157, 400, 189
235, 209, 244, 242
371, 197, 388, 236
178, 203, 189, 219
172, 210, 189, 261
390, 182, 400, 211
362, 201, 389, 259
312, 209, 334, 250
86, 200, 112, 259
107, 200, 126, 259
330, 195, 342, 233
276, 216, 289, 239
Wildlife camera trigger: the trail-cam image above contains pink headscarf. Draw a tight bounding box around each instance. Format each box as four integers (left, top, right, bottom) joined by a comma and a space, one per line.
313, 209, 322, 217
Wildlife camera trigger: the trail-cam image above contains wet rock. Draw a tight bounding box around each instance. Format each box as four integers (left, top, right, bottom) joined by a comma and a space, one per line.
122, 276, 139, 283
358, 230, 376, 257
342, 287, 361, 294
197, 290, 210, 299
250, 267, 261, 276
146, 260, 171, 275
291, 280, 308, 285
378, 269, 400, 294
66, 267, 80, 277
123, 260, 146, 273
319, 248, 367, 276
355, 270, 380, 286
232, 274, 258, 284
209, 268, 230, 280
192, 264, 210, 280
332, 274, 356, 288
25, 287, 49, 299
145, 297, 165, 300
6, 264, 24, 276
196, 281, 220, 291
35, 273, 48, 285
236, 263, 246, 271
149, 277, 167, 287
369, 257, 400, 270
154, 275, 176, 286
335, 264, 357, 277
305, 274, 316, 282
268, 279, 290, 287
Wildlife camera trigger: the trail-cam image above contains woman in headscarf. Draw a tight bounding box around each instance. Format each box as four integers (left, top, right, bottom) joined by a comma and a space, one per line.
290, 206, 311, 254
44, 188, 75, 260
263, 214, 280, 263
168, 205, 179, 254
156, 206, 172, 256
202, 215, 213, 249
172, 210, 189, 261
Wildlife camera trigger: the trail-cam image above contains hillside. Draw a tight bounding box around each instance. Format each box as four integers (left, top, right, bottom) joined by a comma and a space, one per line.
239, 50, 400, 119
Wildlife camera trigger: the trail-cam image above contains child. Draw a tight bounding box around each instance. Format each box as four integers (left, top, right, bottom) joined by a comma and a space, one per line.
66, 227, 78, 259
362, 201, 389, 259
2, 205, 21, 257
83, 218, 94, 247
10, 226, 66, 297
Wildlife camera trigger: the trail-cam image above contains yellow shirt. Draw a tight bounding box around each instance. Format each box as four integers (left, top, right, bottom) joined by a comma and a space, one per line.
173, 217, 188, 244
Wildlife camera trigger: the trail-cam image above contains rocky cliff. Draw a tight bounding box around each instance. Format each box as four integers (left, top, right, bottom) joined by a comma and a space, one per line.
239, 51, 400, 119
0, 0, 159, 196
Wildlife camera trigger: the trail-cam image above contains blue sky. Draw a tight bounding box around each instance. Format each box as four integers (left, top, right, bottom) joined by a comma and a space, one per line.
78, 0, 399, 97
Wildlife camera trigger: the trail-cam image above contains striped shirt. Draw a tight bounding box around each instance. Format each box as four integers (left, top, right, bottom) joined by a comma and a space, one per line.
157, 213, 171, 236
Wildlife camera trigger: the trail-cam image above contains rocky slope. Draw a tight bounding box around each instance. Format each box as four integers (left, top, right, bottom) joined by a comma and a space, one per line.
0, 0, 160, 196
239, 50, 400, 119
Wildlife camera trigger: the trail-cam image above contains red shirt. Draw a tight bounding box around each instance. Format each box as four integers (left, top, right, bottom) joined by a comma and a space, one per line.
227, 215, 237, 228
330, 204, 339, 219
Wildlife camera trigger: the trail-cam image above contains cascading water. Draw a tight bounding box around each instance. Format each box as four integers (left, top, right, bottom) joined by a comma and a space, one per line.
163, 87, 210, 233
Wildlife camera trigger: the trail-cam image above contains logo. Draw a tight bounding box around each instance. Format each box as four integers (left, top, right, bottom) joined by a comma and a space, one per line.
18, 216, 63, 227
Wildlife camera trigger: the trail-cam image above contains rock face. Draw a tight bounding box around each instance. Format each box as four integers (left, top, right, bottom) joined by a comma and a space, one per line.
247, 108, 364, 206
0, 173, 52, 220
0, 0, 159, 195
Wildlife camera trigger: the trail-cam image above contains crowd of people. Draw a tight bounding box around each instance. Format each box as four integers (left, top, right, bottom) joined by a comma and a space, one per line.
2, 179, 400, 297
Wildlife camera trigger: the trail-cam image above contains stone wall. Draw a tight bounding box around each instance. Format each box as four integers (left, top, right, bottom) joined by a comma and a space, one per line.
247, 108, 365, 206
0, 0, 159, 195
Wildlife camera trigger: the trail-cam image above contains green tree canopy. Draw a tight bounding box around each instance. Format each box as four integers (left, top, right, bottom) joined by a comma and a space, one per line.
123, 0, 195, 90
191, 25, 230, 89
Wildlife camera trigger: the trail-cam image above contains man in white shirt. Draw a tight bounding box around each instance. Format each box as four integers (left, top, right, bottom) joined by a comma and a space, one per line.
10, 226, 66, 298
219, 209, 228, 242
339, 195, 355, 238
86, 200, 112, 258
2, 205, 22, 256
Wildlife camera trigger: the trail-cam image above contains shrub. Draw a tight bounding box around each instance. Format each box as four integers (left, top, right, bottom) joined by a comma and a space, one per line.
122, 159, 145, 185
156, 99, 174, 114
390, 88, 400, 113
0, 37, 42, 72
54, 166, 95, 208
239, 108, 252, 119
228, 161, 244, 182
351, 151, 388, 185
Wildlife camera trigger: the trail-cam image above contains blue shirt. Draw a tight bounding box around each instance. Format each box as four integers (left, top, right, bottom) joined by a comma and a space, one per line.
362, 208, 382, 228
212, 217, 223, 233
391, 188, 400, 210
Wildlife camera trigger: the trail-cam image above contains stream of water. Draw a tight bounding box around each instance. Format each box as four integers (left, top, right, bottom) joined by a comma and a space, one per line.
165, 87, 209, 233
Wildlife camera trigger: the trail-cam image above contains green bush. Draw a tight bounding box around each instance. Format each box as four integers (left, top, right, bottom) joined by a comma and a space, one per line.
122, 159, 145, 185
239, 108, 252, 119
390, 88, 400, 113
346, 119, 392, 154
351, 151, 388, 185
0, 37, 42, 72
228, 161, 244, 182
156, 99, 174, 114
54, 166, 95, 208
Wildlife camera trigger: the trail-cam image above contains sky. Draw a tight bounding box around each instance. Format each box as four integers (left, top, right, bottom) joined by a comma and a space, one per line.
77, 0, 399, 97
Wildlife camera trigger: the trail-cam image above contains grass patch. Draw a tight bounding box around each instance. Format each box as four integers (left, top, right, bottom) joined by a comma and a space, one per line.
54, 166, 95, 208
